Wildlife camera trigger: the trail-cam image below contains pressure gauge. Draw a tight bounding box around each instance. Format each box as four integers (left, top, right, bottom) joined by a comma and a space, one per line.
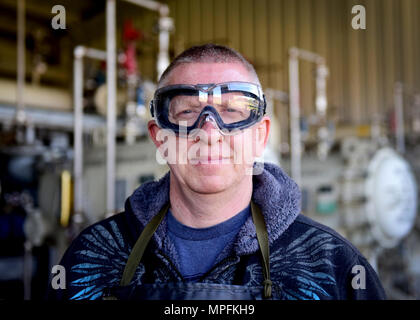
365, 148, 418, 248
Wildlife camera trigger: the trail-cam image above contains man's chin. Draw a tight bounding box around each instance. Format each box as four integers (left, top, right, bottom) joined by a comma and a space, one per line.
170, 162, 253, 194
186, 169, 235, 194
188, 179, 230, 195
190, 162, 230, 176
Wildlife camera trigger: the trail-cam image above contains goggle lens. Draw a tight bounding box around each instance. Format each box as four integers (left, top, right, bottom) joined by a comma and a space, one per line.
152, 82, 265, 134
168, 92, 259, 126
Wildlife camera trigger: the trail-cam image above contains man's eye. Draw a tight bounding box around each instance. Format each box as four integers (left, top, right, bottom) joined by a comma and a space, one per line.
177, 109, 198, 117
222, 107, 240, 113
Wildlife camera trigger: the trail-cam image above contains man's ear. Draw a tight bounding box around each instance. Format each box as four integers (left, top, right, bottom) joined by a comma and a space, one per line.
255, 116, 270, 158
148, 120, 163, 148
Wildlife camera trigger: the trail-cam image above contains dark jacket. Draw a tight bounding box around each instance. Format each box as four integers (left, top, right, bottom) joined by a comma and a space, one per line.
49, 163, 386, 300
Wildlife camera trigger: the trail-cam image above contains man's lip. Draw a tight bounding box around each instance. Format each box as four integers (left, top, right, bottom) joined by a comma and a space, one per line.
190, 157, 231, 162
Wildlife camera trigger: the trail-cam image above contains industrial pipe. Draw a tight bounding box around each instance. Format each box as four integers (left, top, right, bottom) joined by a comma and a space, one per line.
122, 0, 172, 80
73, 46, 107, 221
123, 0, 169, 15
288, 47, 329, 186
104, 0, 171, 214
75, 0, 171, 216
73, 47, 84, 219
17, 0, 32, 300
288, 48, 302, 186
394, 82, 405, 154
16, 0, 26, 125
315, 64, 329, 118
106, 0, 117, 215
157, 16, 173, 79
264, 88, 289, 165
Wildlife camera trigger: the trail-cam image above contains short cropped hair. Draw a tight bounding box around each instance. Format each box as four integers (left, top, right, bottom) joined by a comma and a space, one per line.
158, 43, 260, 87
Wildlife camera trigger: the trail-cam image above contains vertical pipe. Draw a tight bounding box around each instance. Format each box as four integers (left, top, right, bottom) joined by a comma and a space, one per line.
394, 82, 405, 154
315, 64, 328, 119
73, 47, 84, 217
23, 241, 32, 300
16, 0, 26, 124
19, 0, 30, 299
157, 16, 172, 80
106, 0, 117, 215
289, 48, 301, 187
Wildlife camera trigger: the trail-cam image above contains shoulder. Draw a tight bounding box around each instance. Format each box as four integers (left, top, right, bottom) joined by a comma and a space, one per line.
66, 213, 132, 256
65, 211, 138, 266
275, 213, 367, 270
270, 214, 386, 299
49, 212, 135, 300
290, 214, 363, 257
70, 207, 143, 253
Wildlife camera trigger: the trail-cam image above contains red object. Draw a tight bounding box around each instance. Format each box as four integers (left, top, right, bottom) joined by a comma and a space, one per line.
124, 44, 137, 76
123, 20, 142, 42
122, 20, 142, 76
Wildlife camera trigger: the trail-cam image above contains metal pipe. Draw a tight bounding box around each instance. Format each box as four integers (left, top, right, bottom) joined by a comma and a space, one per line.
289, 48, 302, 187
262, 89, 288, 166
16, 0, 26, 125
19, 0, 30, 298
75, 0, 171, 217
106, 0, 117, 215
288, 47, 329, 185
315, 64, 329, 118
84, 47, 107, 60
123, 0, 169, 15
73, 46, 84, 218
73, 46, 106, 221
291, 47, 325, 65
122, 0, 172, 80
157, 16, 173, 80
23, 241, 32, 300
264, 88, 289, 107
394, 82, 405, 154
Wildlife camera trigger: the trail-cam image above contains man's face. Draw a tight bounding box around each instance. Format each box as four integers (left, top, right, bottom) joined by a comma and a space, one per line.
148, 62, 270, 195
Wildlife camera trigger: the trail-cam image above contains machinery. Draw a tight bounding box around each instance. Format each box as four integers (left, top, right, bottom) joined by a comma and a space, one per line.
277, 47, 420, 298
0, 0, 173, 299
284, 137, 420, 299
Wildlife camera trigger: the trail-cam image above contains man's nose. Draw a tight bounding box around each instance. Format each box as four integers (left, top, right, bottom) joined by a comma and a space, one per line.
197, 116, 223, 144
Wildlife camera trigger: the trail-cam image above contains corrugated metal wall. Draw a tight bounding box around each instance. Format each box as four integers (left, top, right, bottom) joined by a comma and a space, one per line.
159, 0, 420, 125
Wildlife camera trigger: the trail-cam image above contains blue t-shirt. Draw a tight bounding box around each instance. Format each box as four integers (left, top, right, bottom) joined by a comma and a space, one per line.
167, 205, 250, 282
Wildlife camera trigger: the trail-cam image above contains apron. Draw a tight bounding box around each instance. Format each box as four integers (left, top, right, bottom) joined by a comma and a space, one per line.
103, 202, 273, 300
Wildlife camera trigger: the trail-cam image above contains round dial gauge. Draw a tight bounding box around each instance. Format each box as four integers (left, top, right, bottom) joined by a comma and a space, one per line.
365, 148, 418, 248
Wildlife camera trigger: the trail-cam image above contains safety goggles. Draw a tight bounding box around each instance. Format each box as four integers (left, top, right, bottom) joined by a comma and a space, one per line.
150, 81, 266, 136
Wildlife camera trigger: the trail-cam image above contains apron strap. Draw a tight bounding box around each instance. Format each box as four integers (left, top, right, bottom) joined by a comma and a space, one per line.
251, 201, 272, 299
119, 201, 272, 299
120, 202, 170, 286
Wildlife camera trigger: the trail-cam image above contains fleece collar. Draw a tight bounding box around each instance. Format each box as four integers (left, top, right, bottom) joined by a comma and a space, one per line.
127, 162, 301, 256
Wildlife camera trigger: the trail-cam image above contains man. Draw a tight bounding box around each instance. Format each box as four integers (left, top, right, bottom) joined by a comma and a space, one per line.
49, 44, 385, 300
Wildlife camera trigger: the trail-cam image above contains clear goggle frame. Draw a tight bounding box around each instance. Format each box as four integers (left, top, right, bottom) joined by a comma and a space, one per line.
150, 81, 266, 136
